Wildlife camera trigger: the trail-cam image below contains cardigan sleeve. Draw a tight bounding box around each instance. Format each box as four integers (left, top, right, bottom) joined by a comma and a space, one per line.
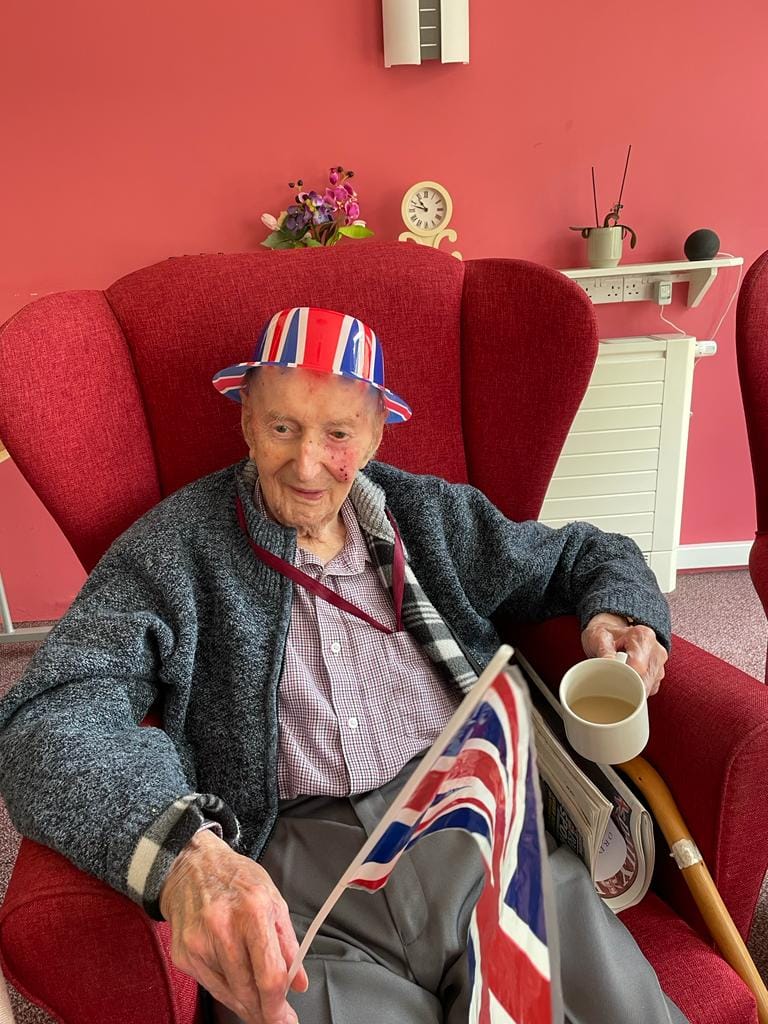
433, 479, 672, 649
0, 538, 240, 919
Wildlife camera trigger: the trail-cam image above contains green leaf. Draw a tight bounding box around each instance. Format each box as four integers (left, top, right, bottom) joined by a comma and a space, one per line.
262, 227, 316, 250
260, 230, 297, 250
338, 224, 375, 239
260, 231, 284, 249
303, 238, 323, 247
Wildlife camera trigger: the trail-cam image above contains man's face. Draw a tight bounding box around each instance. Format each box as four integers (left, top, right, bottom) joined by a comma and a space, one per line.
241, 366, 385, 538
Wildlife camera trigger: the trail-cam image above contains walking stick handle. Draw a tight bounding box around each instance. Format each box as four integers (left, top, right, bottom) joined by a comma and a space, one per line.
618, 755, 768, 1024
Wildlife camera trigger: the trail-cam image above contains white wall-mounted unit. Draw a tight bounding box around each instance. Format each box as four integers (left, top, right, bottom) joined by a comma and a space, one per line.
382, 0, 469, 66
539, 335, 697, 592
561, 256, 743, 307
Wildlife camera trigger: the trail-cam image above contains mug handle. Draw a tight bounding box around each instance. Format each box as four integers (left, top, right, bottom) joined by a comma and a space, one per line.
614, 652, 629, 664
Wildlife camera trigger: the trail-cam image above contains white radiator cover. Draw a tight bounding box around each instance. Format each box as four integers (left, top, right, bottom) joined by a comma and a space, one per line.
539, 335, 697, 593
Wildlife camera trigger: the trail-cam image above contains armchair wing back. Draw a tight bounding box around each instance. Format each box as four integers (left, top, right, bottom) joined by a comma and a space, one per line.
737, 249, 768, 675
0, 243, 598, 572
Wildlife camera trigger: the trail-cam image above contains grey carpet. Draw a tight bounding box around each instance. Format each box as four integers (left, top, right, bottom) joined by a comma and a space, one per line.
1, 573, 766, 1022
666, 570, 767, 681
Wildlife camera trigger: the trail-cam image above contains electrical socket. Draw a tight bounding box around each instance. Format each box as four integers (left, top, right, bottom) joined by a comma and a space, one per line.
593, 277, 623, 303
580, 277, 624, 303
623, 275, 652, 301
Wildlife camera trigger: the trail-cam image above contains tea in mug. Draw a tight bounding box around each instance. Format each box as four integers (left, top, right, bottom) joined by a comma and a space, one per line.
568, 695, 637, 725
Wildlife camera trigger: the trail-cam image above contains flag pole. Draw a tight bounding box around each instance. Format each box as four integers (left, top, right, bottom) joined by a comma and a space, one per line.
618, 756, 768, 1024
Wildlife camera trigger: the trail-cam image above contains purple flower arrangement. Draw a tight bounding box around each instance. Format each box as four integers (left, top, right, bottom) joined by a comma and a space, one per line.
261, 166, 374, 249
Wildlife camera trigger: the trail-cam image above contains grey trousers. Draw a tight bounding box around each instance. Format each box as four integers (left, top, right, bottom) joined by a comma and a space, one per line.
214, 760, 688, 1024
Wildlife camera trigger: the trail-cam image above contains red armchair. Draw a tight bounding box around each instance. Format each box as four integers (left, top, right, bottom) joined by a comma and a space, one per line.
1, 242, 766, 1023
737, 248, 768, 679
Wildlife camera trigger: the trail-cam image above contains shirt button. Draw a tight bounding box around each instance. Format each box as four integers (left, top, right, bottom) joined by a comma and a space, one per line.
330, 641, 341, 654
347, 716, 359, 730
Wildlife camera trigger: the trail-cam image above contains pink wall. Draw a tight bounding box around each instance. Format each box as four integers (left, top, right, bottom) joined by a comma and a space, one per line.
1, 0, 764, 620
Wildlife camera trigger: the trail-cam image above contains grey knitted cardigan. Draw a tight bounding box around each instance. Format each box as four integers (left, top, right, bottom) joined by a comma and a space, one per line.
0, 460, 670, 918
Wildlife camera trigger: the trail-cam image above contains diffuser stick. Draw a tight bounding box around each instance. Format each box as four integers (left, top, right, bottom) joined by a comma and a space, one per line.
591, 167, 599, 227
617, 145, 632, 208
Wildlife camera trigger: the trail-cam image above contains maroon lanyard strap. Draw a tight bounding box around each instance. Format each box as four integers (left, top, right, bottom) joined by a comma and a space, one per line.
236, 497, 404, 635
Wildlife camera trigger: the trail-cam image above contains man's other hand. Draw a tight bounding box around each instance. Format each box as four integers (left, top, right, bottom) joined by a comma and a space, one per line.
159, 829, 309, 1024
581, 612, 668, 696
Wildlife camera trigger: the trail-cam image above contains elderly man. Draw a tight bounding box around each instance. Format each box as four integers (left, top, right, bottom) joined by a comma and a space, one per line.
0, 307, 684, 1024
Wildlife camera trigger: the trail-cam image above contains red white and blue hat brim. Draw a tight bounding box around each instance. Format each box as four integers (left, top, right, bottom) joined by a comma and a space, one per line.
212, 360, 412, 424
211, 306, 412, 424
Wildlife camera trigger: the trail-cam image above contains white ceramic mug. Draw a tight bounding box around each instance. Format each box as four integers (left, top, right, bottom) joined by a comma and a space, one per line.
559, 653, 648, 764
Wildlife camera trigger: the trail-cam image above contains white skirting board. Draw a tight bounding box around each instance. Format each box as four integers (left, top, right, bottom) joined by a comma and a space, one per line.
677, 541, 753, 570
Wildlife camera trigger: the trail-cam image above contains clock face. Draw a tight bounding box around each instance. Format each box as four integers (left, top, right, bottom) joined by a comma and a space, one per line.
404, 185, 450, 235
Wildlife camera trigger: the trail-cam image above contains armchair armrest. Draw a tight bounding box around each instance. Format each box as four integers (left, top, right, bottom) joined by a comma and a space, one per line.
621, 892, 759, 1024
0, 837, 202, 1024
504, 617, 768, 946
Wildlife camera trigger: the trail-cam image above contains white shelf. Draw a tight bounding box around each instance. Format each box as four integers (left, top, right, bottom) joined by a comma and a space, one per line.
560, 256, 743, 307
561, 257, 742, 278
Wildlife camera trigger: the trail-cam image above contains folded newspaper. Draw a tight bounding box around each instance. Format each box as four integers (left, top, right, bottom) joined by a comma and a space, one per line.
515, 651, 655, 913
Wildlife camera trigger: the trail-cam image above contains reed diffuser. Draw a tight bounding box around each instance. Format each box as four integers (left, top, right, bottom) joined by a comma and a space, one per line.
571, 146, 637, 268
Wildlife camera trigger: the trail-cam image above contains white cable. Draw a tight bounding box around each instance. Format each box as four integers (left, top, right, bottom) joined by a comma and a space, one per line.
658, 249, 742, 340
658, 307, 687, 335
710, 251, 743, 339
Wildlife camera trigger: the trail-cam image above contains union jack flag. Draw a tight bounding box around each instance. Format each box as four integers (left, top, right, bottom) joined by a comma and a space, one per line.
289, 647, 559, 1024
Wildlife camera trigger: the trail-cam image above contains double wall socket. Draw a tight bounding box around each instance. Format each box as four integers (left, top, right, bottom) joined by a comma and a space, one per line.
624, 276, 653, 301
576, 275, 663, 304
578, 277, 624, 303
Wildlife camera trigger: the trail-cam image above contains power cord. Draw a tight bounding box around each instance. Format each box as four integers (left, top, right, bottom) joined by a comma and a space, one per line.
657, 250, 742, 341
658, 306, 687, 336
709, 251, 743, 339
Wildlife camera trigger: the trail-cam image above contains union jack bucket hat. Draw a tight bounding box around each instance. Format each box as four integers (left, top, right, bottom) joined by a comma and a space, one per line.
212, 306, 412, 424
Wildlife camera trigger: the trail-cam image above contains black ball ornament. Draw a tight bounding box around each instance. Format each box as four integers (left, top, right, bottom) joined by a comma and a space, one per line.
684, 229, 720, 261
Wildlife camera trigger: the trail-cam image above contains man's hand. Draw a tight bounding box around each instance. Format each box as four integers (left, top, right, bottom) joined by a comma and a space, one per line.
581, 612, 668, 696
159, 829, 309, 1024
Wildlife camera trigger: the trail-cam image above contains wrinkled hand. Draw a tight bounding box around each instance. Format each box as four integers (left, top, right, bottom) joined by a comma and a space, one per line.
581, 612, 668, 696
159, 829, 308, 1024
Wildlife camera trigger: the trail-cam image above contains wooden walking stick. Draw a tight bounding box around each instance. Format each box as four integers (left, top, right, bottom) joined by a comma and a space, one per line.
618, 755, 768, 1024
